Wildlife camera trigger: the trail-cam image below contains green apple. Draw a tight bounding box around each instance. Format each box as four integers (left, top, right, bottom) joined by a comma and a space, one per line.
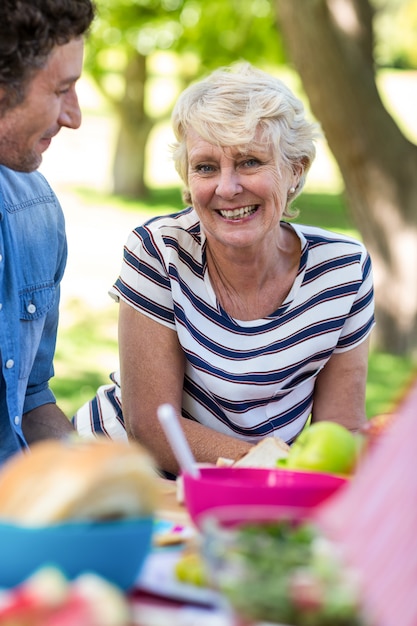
283, 421, 359, 475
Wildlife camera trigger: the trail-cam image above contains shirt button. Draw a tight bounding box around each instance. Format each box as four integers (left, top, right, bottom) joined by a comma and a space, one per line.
5, 359, 14, 369
0, 303, 2, 311
27, 303, 36, 314
0, 254, 3, 262
14, 416, 20, 426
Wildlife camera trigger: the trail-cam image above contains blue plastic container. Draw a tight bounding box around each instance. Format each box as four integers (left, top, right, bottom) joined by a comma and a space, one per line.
0, 517, 153, 590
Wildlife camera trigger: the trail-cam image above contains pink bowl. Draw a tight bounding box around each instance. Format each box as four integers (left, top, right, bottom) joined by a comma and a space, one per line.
182, 466, 347, 528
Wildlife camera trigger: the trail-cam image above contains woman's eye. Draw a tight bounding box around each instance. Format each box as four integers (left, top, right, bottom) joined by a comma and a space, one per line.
242, 158, 260, 168
195, 164, 215, 173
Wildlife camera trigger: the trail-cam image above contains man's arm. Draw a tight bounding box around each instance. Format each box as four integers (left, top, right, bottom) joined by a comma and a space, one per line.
22, 403, 74, 444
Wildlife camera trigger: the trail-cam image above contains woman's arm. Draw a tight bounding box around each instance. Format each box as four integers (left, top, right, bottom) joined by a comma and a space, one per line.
118, 301, 252, 475
311, 336, 371, 432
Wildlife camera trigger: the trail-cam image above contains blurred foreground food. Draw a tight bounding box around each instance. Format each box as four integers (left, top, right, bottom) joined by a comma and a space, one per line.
281, 421, 359, 476
358, 413, 397, 452
201, 519, 365, 626
0, 567, 131, 626
0, 436, 160, 524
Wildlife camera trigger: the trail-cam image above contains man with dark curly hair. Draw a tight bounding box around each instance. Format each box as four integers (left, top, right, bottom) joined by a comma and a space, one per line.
0, 0, 95, 463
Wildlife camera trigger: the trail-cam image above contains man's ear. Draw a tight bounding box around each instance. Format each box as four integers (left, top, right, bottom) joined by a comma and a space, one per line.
0, 86, 8, 114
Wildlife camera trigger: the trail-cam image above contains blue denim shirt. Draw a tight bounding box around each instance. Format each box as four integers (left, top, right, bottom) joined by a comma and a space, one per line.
0, 165, 67, 464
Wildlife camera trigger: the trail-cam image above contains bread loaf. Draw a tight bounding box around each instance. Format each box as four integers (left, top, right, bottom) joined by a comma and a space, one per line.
0, 437, 160, 525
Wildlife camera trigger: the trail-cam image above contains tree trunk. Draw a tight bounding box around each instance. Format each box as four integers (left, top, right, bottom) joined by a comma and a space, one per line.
112, 114, 153, 198
112, 52, 153, 198
275, 0, 417, 355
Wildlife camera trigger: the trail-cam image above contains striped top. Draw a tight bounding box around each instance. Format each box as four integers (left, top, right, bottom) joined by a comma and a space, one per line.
110, 207, 375, 444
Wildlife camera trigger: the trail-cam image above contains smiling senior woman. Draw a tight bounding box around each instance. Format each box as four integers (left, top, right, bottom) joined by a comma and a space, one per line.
74, 63, 375, 476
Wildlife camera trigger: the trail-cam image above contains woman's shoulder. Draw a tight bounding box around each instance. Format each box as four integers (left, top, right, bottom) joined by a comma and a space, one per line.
140, 206, 200, 235
126, 206, 202, 257
290, 222, 367, 251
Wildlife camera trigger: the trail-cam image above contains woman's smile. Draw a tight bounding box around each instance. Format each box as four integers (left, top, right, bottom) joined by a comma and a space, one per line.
217, 205, 259, 220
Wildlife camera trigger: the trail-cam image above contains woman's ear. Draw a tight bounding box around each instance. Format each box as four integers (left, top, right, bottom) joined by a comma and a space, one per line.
292, 158, 307, 189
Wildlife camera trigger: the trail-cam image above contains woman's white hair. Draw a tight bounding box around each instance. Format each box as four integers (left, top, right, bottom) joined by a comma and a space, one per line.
171, 62, 321, 214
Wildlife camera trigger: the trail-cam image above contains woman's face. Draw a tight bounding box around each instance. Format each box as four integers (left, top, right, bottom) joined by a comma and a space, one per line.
186, 128, 296, 253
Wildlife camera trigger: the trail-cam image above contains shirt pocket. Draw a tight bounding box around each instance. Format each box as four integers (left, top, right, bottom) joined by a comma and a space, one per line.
18, 284, 56, 381
19, 283, 56, 321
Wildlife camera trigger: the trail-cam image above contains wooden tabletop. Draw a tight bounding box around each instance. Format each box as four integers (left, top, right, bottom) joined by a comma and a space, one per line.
155, 477, 190, 525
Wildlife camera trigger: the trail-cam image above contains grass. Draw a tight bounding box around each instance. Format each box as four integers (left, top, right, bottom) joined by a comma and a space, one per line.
51, 300, 119, 418
51, 185, 416, 420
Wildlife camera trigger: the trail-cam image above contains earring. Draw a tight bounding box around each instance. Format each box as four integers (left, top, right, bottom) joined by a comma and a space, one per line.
289, 186, 296, 194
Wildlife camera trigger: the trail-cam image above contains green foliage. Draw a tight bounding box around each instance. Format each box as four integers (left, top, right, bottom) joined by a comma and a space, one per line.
90, 0, 284, 64
173, 0, 285, 72
372, 0, 417, 69
367, 352, 416, 416
86, 0, 285, 101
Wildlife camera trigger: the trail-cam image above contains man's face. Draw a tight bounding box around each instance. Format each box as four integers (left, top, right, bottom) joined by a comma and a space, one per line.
0, 37, 84, 172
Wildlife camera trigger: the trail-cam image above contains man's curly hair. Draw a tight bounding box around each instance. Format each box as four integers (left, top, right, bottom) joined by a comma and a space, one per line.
0, 0, 96, 111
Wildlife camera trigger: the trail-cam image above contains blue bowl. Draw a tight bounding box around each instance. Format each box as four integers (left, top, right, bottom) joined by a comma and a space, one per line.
0, 517, 153, 590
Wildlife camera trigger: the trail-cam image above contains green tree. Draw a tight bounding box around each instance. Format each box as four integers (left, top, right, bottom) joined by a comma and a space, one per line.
276, 0, 417, 355
86, 0, 283, 197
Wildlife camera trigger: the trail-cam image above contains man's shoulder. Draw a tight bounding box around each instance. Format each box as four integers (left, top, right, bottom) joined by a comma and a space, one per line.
0, 166, 56, 207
